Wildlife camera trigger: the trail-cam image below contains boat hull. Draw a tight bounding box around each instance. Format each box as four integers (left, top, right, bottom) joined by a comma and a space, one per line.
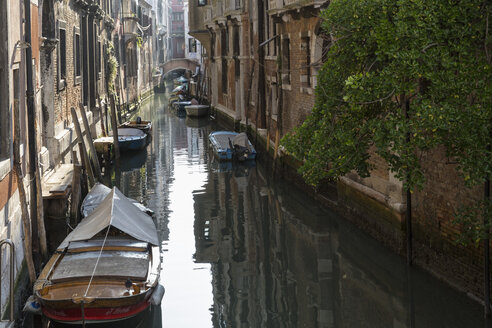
35, 235, 161, 325
185, 105, 209, 117
117, 128, 148, 151
41, 297, 151, 324
118, 136, 147, 151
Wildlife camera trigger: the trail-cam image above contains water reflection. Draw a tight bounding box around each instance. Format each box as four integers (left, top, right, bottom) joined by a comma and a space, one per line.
43, 93, 486, 327
120, 148, 148, 172
194, 161, 486, 327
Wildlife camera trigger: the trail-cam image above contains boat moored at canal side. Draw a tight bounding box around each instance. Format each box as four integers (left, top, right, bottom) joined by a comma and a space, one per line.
117, 128, 148, 151
118, 119, 152, 139
34, 187, 162, 324
93, 128, 148, 156
209, 131, 257, 161
185, 104, 209, 117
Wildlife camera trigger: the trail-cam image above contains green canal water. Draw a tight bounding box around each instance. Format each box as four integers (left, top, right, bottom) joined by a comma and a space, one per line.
49, 92, 487, 327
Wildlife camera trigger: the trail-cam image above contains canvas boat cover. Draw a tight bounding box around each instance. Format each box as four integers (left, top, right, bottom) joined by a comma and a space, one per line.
59, 187, 158, 250
117, 127, 146, 137
81, 183, 153, 217
232, 133, 252, 151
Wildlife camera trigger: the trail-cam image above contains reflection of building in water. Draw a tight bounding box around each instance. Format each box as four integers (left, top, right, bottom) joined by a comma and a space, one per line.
193, 167, 334, 327
193, 162, 485, 328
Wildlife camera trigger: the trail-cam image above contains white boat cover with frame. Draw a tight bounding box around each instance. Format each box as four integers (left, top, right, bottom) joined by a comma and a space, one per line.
232, 132, 253, 151
81, 183, 153, 217
58, 187, 158, 250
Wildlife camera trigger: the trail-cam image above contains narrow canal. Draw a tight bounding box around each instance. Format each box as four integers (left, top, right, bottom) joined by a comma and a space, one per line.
49, 92, 486, 327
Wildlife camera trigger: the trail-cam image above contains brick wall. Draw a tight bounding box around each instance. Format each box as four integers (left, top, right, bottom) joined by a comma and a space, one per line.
275, 16, 317, 136
53, 1, 83, 129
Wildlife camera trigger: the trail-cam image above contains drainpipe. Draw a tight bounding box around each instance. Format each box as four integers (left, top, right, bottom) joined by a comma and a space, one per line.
24, 0, 41, 263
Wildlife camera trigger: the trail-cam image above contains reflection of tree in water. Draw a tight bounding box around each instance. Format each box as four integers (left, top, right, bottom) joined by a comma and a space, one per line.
193, 158, 487, 328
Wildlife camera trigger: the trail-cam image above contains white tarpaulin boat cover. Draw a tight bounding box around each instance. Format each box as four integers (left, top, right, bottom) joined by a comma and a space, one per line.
232, 132, 252, 151
81, 183, 153, 217
59, 187, 158, 249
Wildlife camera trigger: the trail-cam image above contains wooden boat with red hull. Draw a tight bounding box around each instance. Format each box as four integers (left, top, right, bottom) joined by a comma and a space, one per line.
34, 187, 162, 324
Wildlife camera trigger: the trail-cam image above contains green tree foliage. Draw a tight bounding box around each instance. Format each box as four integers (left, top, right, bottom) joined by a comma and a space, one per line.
106, 41, 119, 96
282, 0, 492, 193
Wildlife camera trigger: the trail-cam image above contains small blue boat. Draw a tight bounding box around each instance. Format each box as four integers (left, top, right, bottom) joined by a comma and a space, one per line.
117, 128, 147, 151
209, 131, 256, 161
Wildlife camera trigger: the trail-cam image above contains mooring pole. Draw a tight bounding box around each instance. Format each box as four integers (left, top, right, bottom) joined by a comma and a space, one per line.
24, 0, 43, 263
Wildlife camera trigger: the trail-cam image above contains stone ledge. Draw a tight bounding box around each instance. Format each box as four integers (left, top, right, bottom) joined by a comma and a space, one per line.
340, 176, 406, 214
0, 158, 11, 182
214, 103, 239, 122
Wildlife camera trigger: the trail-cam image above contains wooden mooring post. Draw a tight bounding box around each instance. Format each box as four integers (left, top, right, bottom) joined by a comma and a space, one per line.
97, 97, 107, 137
109, 94, 121, 165
78, 104, 102, 182
71, 107, 96, 187
70, 163, 82, 226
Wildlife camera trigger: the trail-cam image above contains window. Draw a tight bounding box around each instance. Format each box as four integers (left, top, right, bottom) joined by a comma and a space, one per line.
221, 28, 228, 57
211, 32, 216, 62
97, 39, 102, 79
198, 0, 207, 6
301, 36, 311, 88
273, 23, 278, 56
189, 38, 197, 53
126, 46, 138, 78
222, 58, 228, 94
221, 28, 228, 93
233, 26, 239, 57
282, 37, 290, 85
58, 20, 67, 90
233, 26, 240, 79
173, 12, 184, 21
74, 27, 81, 85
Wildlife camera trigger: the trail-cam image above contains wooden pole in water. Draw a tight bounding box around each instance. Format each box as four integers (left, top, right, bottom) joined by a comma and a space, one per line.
109, 94, 121, 164
13, 96, 36, 284
274, 128, 280, 161
97, 97, 107, 137
35, 161, 48, 261
78, 103, 102, 182
71, 107, 95, 186
70, 164, 82, 226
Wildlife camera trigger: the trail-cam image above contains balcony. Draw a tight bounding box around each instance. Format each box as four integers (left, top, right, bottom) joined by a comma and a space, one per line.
123, 13, 139, 35
212, 1, 224, 20
269, 0, 327, 14
203, 6, 213, 25
224, 0, 241, 15
268, 0, 284, 13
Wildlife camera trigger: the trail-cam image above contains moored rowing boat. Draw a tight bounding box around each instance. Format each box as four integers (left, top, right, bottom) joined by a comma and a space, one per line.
34, 187, 162, 324
209, 131, 257, 161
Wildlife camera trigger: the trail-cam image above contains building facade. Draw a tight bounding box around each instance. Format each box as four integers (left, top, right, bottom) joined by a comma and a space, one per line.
0, 0, 160, 319
189, 0, 492, 302
169, 0, 185, 59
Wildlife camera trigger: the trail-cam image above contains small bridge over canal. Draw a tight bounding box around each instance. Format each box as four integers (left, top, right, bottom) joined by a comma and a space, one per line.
161, 59, 199, 76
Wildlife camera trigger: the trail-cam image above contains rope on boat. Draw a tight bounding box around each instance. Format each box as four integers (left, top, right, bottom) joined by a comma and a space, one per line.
83, 223, 112, 297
